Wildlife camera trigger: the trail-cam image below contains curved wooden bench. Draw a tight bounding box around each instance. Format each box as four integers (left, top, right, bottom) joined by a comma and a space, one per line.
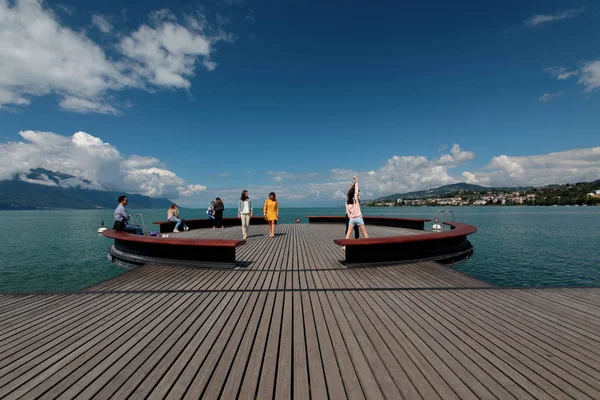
152, 216, 271, 233
103, 229, 246, 268
315, 216, 477, 266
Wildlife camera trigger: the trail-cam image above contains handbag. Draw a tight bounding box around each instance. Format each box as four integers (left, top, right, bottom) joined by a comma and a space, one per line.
113, 220, 125, 231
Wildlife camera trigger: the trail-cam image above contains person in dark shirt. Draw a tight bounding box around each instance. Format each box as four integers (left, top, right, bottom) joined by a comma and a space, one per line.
214, 197, 225, 228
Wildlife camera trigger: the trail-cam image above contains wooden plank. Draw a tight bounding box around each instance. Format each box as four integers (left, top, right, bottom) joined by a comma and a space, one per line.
182, 292, 260, 399
0, 293, 173, 399
378, 290, 497, 399
64, 293, 212, 400
237, 292, 277, 400
314, 291, 365, 400
0, 294, 128, 361
470, 290, 600, 359
146, 292, 238, 399
216, 292, 270, 399
338, 291, 419, 399
399, 290, 536, 399
443, 290, 600, 398
422, 290, 581, 400
160, 292, 250, 399
353, 290, 460, 400
323, 291, 384, 399
110, 293, 224, 399
256, 292, 284, 399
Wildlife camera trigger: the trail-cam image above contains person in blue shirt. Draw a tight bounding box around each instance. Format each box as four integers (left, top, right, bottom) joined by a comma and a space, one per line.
113, 195, 143, 235
207, 201, 216, 227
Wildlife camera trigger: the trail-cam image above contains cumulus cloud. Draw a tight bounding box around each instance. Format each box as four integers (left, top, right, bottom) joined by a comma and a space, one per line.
544, 62, 600, 92
0, 130, 206, 198
538, 92, 563, 103
524, 8, 584, 27
462, 147, 600, 187
173, 145, 600, 206
0, 0, 232, 114
578, 61, 600, 91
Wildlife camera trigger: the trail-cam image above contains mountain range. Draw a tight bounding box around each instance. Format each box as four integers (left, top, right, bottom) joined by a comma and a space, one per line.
0, 169, 172, 210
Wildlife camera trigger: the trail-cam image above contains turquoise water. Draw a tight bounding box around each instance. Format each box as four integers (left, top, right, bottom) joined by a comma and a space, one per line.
1, 207, 599, 292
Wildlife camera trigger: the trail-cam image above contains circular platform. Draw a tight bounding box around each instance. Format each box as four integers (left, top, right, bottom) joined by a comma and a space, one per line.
104, 216, 477, 269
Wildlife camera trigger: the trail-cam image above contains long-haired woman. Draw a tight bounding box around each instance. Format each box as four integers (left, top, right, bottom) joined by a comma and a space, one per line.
167, 203, 189, 233
345, 176, 368, 240
238, 190, 253, 239
263, 192, 279, 238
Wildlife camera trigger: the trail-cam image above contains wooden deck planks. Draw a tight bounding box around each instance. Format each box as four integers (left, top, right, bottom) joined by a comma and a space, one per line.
1, 224, 599, 399
0, 289, 599, 399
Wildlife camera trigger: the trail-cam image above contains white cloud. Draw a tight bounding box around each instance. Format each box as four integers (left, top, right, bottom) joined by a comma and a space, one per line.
544, 61, 600, 92
578, 61, 600, 91
266, 170, 319, 182
544, 67, 578, 80
0, 130, 206, 198
59, 96, 121, 115
538, 92, 563, 103
172, 145, 600, 206
121, 155, 162, 169
524, 8, 584, 27
18, 172, 58, 187
463, 147, 600, 187
91, 13, 113, 33
119, 19, 211, 89
0, 0, 232, 114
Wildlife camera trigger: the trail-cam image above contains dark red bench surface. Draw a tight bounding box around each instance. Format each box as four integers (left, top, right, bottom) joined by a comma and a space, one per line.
103, 229, 246, 247
334, 222, 477, 246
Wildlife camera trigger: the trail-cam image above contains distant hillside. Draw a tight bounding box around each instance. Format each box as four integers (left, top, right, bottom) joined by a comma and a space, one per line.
375, 183, 489, 201
0, 170, 172, 210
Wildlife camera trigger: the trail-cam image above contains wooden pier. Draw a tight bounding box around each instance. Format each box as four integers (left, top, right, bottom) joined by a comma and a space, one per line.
1, 224, 599, 399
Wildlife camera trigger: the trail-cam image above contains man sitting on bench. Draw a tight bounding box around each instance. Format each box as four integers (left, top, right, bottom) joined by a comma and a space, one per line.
114, 195, 143, 235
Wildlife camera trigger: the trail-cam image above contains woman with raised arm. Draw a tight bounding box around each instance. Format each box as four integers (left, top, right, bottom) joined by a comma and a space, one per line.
238, 190, 253, 239
345, 176, 369, 240
263, 192, 279, 238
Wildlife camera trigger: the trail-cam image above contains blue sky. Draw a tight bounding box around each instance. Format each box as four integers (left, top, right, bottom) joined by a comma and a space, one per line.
1, 0, 599, 206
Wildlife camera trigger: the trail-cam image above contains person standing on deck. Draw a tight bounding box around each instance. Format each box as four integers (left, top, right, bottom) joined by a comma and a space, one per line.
263, 192, 279, 238
207, 201, 216, 227
345, 176, 368, 240
214, 197, 225, 228
238, 190, 253, 239
113, 195, 143, 235
167, 203, 189, 233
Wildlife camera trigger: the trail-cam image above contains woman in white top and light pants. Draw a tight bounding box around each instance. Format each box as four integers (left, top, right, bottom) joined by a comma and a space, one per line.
238, 190, 253, 239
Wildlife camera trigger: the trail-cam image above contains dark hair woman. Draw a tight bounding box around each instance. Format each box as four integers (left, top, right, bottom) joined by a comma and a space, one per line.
238, 190, 253, 239
263, 192, 279, 238
214, 197, 225, 228
345, 176, 368, 241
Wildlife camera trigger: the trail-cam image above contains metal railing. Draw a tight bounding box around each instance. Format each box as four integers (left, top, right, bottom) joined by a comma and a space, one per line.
134, 214, 146, 233
435, 210, 454, 231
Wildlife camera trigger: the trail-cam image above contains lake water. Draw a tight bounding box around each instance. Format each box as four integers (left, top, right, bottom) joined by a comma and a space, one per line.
1, 206, 599, 292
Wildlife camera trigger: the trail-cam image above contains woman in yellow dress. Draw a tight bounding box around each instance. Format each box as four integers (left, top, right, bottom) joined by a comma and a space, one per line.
263, 192, 279, 238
